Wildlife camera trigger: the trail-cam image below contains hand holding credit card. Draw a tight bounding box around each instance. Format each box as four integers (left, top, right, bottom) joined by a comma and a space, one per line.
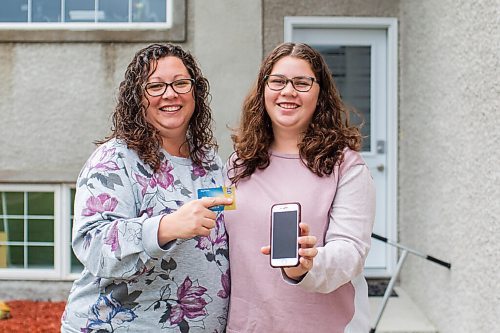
197, 186, 237, 211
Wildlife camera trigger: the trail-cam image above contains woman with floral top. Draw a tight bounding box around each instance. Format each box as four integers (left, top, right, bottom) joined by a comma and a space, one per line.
61, 43, 232, 333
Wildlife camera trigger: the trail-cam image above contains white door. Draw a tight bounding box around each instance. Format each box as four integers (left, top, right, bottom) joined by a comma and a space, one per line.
286, 17, 398, 276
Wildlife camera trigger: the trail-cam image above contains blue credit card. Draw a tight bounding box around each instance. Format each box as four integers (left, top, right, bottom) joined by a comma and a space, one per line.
197, 186, 236, 212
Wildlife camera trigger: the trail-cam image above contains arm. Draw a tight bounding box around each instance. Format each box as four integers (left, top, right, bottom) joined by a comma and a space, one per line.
72, 145, 166, 279
73, 144, 231, 280
297, 164, 376, 293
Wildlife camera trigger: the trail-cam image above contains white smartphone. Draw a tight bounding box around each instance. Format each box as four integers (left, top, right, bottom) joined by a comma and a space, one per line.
270, 202, 301, 268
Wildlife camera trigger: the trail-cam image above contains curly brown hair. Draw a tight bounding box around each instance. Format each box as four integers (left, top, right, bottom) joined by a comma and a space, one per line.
96, 43, 217, 171
230, 42, 362, 184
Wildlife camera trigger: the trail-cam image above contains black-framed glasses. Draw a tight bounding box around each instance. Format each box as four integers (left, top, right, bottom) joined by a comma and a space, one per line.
264, 74, 318, 92
144, 78, 195, 96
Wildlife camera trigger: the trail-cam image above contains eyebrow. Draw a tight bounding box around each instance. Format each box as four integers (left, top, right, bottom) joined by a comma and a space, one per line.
148, 74, 191, 81
269, 74, 313, 78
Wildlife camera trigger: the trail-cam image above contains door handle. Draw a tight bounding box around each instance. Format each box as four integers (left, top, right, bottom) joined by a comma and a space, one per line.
377, 164, 385, 172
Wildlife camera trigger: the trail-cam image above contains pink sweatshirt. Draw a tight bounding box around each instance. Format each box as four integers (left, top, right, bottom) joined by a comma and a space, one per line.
224, 149, 375, 333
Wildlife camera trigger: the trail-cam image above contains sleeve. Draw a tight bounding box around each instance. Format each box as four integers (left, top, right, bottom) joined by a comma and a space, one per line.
72, 144, 169, 280
296, 164, 376, 293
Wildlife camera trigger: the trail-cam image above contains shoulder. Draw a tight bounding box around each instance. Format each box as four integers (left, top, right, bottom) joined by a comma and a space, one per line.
339, 147, 366, 176
85, 138, 142, 171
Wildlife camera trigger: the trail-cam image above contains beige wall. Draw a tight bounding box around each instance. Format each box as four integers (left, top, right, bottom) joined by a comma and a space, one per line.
399, 0, 500, 332
192, 0, 262, 160
0, 0, 261, 183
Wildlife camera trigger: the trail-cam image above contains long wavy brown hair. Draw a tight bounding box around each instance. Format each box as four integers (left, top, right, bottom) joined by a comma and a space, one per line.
229, 42, 361, 184
96, 43, 216, 171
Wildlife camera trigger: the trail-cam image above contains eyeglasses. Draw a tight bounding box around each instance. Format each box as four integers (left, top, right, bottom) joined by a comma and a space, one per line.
264, 74, 317, 92
144, 78, 195, 96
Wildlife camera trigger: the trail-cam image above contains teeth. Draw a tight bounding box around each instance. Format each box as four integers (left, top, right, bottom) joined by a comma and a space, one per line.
160, 106, 181, 112
279, 103, 298, 109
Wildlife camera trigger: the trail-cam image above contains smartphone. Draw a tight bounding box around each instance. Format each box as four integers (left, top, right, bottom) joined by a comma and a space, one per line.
270, 203, 301, 267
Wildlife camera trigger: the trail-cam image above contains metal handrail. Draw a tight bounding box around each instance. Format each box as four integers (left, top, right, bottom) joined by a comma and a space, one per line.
369, 233, 451, 333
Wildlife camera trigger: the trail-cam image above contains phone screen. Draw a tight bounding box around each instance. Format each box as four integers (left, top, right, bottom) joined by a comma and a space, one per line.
272, 210, 298, 259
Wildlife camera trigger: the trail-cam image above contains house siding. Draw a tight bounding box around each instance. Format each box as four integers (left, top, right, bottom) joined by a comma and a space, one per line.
399, 0, 500, 332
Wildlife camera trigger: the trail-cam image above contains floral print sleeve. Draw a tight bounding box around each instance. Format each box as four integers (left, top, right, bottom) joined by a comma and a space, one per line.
73, 142, 162, 279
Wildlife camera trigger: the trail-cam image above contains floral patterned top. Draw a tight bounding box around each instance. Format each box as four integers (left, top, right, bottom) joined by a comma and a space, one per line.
61, 139, 229, 333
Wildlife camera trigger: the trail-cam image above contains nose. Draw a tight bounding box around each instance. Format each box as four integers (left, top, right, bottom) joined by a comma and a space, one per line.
162, 84, 178, 98
280, 81, 296, 96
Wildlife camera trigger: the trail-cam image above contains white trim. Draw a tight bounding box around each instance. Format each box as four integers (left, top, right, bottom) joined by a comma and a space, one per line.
0, 22, 172, 30
54, 184, 63, 277
284, 16, 398, 277
59, 184, 71, 279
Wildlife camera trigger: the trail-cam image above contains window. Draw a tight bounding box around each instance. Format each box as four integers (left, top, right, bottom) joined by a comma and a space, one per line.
0, 184, 81, 280
0, 0, 185, 42
1, 0, 169, 25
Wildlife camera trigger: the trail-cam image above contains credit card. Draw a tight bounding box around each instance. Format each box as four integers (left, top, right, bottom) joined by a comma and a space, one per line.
197, 186, 236, 211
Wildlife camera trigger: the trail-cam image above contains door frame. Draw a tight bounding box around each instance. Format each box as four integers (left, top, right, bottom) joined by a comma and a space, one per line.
284, 16, 398, 277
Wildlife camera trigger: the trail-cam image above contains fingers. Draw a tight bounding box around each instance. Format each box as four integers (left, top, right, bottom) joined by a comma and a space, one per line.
298, 235, 317, 248
298, 256, 314, 271
299, 222, 310, 236
298, 246, 318, 258
260, 245, 271, 255
200, 196, 233, 208
201, 216, 216, 230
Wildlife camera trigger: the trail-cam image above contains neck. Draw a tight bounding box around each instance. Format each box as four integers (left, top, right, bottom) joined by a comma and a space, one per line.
161, 135, 189, 158
271, 128, 302, 154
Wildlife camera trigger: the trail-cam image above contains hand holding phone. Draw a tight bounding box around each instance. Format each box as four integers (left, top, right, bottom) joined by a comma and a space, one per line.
270, 203, 301, 267
265, 207, 318, 280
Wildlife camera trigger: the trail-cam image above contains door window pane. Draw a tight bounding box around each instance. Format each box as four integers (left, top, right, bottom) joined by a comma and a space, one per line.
0, 0, 28, 22
32, 0, 61, 22
314, 45, 372, 152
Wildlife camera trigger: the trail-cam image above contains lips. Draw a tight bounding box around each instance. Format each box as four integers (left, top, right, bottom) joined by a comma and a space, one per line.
159, 105, 182, 112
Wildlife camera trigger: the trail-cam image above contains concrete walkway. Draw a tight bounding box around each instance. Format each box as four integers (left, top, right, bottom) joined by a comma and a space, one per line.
369, 287, 437, 333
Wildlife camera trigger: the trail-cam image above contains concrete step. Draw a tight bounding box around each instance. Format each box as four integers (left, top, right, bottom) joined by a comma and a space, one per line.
369, 287, 437, 333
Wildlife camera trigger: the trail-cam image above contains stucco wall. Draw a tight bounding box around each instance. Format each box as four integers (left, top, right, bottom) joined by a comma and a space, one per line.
399, 0, 500, 332
191, 0, 262, 160
0, 0, 261, 183
263, 0, 400, 55
0, 43, 136, 182
0, 0, 261, 298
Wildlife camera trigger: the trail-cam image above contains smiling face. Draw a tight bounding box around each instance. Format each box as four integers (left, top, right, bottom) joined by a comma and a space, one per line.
264, 56, 320, 136
143, 56, 195, 143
